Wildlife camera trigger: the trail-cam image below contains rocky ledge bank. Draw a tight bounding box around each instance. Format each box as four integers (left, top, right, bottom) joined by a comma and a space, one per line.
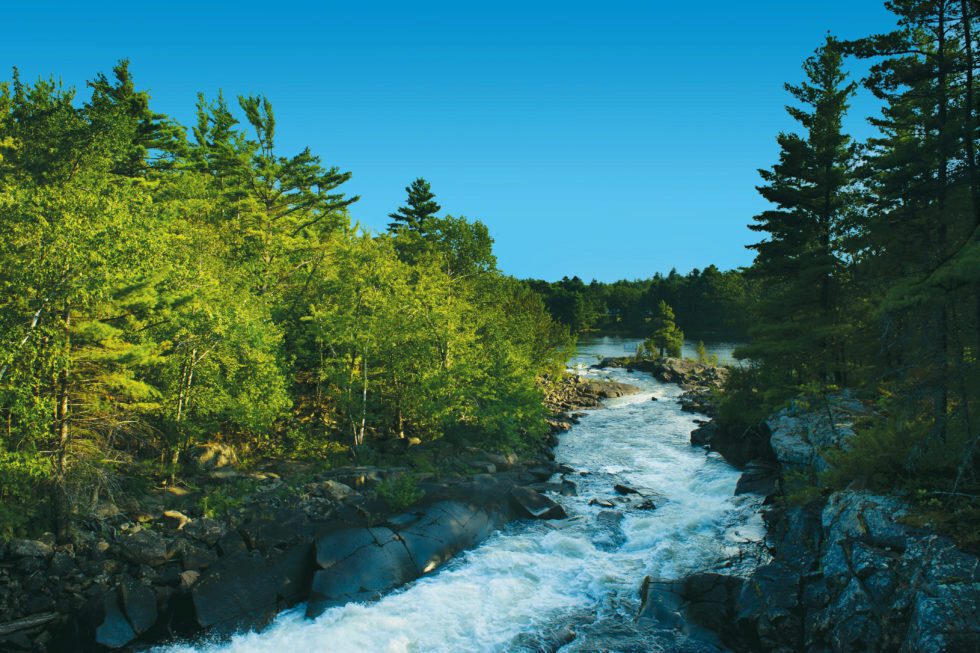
646, 393, 980, 652
596, 356, 729, 416
0, 374, 639, 652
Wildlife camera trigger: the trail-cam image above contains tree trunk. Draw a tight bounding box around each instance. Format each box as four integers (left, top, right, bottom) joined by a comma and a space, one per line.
934, 5, 951, 442
53, 304, 71, 544
962, 0, 980, 346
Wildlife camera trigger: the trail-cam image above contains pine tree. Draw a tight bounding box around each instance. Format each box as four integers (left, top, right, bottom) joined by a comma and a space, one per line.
847, 0, 978, 465
645, 301, 684, 358
388, 177, 441, 234
739, 36, 858, 391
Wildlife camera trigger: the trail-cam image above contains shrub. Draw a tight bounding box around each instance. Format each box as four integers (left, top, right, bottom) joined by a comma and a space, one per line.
376, 473, 424, 511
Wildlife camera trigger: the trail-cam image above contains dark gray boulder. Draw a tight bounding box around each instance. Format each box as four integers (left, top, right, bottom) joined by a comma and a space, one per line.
733, 460, 779, 497
306, 527, 417, 617
90, 590, 136, 650
190, 551, 278, 630
511, 486, 568, 519
119, 580, 157, 635
394, 501, 496, 574
119, 529, 172, 567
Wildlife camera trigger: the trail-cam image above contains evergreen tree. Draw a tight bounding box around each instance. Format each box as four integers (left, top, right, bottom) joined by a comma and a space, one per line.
738, 36, 858, 392
645, 301, 684, 358
388, 177, 441, 234
847, 0, 978, 465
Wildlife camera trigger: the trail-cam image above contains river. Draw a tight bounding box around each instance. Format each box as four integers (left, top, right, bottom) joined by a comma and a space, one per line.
158, 337, 763, 653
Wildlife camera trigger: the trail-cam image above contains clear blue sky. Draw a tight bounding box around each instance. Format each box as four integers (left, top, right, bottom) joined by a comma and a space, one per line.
3, 1, 898, 281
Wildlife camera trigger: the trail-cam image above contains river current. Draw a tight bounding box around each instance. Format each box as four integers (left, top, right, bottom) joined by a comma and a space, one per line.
158, 337, 763, 653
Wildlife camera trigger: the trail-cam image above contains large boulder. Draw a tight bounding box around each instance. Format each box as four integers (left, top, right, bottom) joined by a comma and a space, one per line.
185, 442, 237, 471
394, 501, 498, 574
733, 460, 779, 497
7, 539, 53, 559
510, 486, 568, 519
307, 527, 417, 617
191, 542, 315, 632
766, 392, 869, 478
87, 589, 137, 650
119, 529, 173, 567
118, 580, 157, 635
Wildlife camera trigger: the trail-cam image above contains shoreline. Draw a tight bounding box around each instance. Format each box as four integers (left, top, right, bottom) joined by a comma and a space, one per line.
0, 373, 641, 652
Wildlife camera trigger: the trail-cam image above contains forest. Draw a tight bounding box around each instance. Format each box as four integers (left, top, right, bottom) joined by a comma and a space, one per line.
0, 70, 573, 539
526, 267, 751, 337
723, 0, 980, 539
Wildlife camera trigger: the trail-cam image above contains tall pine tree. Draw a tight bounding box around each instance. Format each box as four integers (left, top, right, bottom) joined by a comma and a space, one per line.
740, 36, 858, 393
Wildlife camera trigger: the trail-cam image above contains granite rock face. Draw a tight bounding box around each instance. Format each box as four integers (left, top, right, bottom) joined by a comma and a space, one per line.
684, 394, 980, 653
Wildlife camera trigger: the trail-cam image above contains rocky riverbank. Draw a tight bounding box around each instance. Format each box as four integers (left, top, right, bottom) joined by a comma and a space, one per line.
0, 373, 637, 652
646, 393, 980, 652
595, 355, 728, 416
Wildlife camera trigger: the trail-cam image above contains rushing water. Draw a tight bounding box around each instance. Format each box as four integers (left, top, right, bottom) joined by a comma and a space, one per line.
159, 338, 763, 653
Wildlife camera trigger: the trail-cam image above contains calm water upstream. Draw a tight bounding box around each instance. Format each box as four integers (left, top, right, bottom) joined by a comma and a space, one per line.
158, 337, 762, 653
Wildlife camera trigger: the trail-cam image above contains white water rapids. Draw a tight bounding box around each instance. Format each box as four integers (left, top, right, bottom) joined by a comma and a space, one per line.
158, 338, 763, 653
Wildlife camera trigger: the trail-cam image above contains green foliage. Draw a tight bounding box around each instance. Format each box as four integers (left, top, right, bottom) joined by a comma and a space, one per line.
0, 65, 571, 539
644, 301, 684, 358
695, 340, 718, 365
376, 473, 424, 511
526, 266, 751, 338
0, 450, 52, 538
199, 478, 261, 518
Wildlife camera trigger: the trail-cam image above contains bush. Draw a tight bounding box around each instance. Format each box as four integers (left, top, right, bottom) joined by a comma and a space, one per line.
0, 450, 52, 538
376, 473, 424, 511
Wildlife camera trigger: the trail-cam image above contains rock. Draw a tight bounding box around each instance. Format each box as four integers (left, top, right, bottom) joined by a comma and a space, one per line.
179, 569, 200, 589
394, 501, 497, 574
162, 509, 191, 530
310, 479, 356, 501
270, 542, 315, 606
0, 612, 60, 637
119, 581, 157, 635
8, 539, 53, 558
766, 392, 870, 478
589, 498, 616, 508
119, 529, 172, 567
734, 460, 779, 497
185, 442, 238, 471
184, 517, 225, 546
510, 486, 568, 519
89, 590, 136, 649
240, 509, 312, 552
191, 551, 278, 630
680, 573, 745, 643
307, 527, 417, 617
217, 530, 248, 557
47, 550, 76, 575
614, 484, 640, 495
93, 501, 122, 519
690, 421, 717, 447
181, 545, 218, 571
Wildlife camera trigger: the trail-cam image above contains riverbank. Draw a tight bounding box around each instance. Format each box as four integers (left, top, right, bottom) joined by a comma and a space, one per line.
669, 394, 980, 652
148, 339, 757, 652
0, 373, 640, 652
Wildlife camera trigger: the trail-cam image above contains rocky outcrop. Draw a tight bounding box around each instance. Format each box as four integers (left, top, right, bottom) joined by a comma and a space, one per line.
673, 394, 980, 652
690, 419, 775, 469
544, 373, 641, 414
596, 356, 728, 415
724, 491, 980, 652
307, 497, 508, 617
0, 460, 580, 651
